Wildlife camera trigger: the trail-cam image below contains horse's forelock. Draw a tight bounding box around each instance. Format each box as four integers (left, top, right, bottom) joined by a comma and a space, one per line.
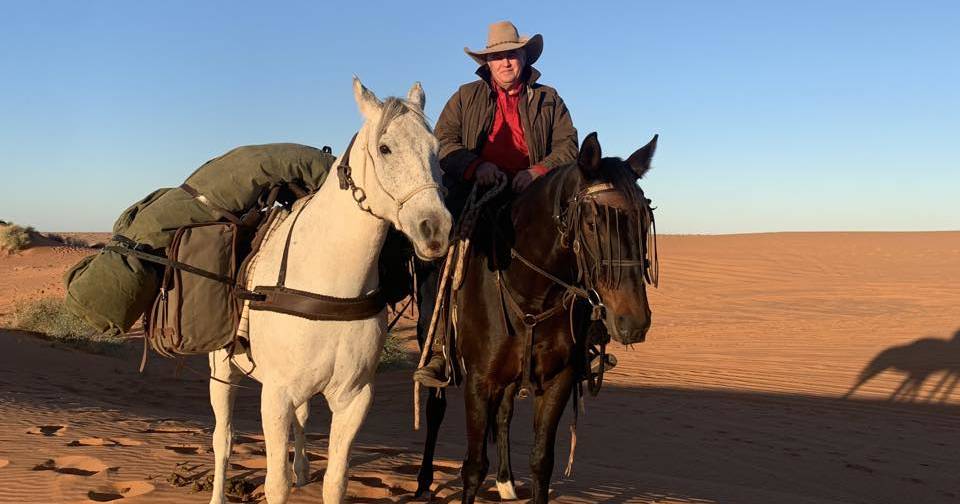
374, 97, 430, 145
597, 158, 647, 211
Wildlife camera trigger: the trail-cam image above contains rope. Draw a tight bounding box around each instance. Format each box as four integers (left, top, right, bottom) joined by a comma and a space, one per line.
413, 175, 508, 430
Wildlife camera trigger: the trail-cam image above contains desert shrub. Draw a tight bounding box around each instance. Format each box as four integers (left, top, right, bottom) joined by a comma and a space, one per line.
11, 297, 122, 353
0, 222, 33, 253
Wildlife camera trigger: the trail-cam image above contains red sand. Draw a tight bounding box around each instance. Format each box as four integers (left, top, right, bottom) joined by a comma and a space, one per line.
1, 232, 958, 503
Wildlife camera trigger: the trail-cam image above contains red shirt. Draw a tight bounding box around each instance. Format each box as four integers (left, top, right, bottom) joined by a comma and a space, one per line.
464, 82, 548, 180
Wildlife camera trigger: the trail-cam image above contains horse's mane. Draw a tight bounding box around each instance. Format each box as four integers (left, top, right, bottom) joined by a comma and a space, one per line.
517, 157, 647, 221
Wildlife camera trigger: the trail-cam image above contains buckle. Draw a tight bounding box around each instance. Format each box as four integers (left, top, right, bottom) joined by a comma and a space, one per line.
337, 164, 352, 190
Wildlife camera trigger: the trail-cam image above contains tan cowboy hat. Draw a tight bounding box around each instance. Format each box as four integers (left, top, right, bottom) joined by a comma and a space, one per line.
464, 21, 543, 66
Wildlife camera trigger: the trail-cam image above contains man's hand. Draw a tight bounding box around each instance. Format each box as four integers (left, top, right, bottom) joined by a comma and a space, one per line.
512, 168, 540, 193
475, 161, 503, 187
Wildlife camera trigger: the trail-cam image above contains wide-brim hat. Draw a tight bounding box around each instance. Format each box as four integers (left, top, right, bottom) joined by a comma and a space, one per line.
464, 21, 543, 66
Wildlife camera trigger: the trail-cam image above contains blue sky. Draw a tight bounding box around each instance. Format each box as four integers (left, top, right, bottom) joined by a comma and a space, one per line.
1, 1, 957, 233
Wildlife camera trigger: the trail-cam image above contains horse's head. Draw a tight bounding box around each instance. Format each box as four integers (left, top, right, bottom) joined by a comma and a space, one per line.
568, 132, 659, 344
352, 78, 452, 260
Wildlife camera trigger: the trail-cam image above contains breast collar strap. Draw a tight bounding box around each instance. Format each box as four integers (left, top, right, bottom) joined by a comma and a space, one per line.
336, 130, 441, 232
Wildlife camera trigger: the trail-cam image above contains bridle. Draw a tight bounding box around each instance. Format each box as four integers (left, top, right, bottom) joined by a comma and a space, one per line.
505, 177, 659, 323
335, 130, 442, 232
493, 173, 659, 397
554, 181, 659, 292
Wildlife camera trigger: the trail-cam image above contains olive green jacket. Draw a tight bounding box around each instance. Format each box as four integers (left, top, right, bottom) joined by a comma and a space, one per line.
435, 66, 578, 189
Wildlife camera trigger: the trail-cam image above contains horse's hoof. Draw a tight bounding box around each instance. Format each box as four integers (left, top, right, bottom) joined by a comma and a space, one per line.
496, 480, 518, 500
413, 487, 433, 501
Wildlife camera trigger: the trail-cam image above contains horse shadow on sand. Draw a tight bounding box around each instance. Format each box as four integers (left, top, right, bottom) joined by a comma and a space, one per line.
844, 329, 960, 403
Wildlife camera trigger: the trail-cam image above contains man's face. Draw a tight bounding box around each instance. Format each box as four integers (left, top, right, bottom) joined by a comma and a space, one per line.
486, 49, 526, 89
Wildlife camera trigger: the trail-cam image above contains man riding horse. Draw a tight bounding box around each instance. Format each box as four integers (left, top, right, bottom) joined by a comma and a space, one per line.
414, 20, 616, 387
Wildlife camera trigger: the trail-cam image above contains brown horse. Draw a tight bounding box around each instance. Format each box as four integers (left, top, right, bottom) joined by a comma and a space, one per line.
415, 132, 659, 503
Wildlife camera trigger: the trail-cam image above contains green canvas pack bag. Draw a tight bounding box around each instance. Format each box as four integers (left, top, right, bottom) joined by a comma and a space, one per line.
63, 246, 162, 336
146, 222, 241, 357
63, 143, 334, 335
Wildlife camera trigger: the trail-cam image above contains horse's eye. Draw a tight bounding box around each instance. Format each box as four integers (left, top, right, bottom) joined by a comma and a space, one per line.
379, 144, 391, 155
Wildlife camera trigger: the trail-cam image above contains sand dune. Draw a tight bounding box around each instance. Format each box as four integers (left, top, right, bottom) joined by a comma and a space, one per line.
0, 232, 958, 503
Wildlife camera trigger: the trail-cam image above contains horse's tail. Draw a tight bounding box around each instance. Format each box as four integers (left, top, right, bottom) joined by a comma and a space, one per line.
844, 348, 896, 399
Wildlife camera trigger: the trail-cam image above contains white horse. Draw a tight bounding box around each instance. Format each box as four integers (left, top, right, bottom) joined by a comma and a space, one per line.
206, 78, 451, 504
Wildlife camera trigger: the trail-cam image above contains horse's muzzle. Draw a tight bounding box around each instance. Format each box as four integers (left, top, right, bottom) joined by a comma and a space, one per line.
411, 210, 451, 261
610, 313, 650, 345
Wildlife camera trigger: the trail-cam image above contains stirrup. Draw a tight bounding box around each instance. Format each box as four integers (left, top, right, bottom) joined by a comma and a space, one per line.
589, 352, 617, 375
413, 355, 450, 388
413, 369, 450, 388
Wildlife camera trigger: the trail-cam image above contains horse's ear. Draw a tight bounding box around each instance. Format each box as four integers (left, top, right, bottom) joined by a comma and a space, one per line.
407, 82, 425, 111
353, 76, 382, 120
578, 132, 602, 174
626, 134, 658, 179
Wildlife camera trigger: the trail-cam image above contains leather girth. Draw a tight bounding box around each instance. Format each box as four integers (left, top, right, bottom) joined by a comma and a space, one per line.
249, 286, 385, 321
247, 133, 386, 321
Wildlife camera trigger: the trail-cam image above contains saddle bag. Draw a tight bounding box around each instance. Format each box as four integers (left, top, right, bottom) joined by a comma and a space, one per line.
147, 222, 241, 357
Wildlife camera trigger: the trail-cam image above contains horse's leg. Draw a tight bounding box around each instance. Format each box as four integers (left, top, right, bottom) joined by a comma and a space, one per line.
461, 375, 492, 504
261, 386, 295, 503
529, 369, 575, 504
415, 259, 446, 498
415, 387, 447, 498
940, 373, 960, 402
208, 350, 243, 504
292, 400, 310, 487
926, 373, 951, 403
495, 383, 519, 500
903, 376, 924, 402
323, 382, 374, 503
889, 378, 910, 401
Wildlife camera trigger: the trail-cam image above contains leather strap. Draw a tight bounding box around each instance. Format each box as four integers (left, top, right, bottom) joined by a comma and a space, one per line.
248, 285, 385, 321
276, 196, 313, 288
180, 183, 242, 226
496, 269, 573, 398
105, 243, 237, 286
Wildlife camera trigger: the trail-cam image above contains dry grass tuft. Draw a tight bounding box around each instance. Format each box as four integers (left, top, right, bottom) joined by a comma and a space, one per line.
10, 297, 122, 353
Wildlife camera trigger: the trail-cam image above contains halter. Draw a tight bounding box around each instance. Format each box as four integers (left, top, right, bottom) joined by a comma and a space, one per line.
336, 130, 442, 231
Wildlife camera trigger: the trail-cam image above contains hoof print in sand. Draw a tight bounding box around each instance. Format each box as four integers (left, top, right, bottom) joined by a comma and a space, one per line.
111, 437, 144, 447
32, 455, 111, 476
68, 437, 144, 448
86, 481, 155, 502
26, 425, 66, 436
141, 426, 204, 435
394, 463, 459, 476
164, 444, 205, 455
230, 458, 267, 470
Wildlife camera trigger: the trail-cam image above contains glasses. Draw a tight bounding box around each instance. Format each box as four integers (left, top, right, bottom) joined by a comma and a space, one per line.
486, 50, 523, 62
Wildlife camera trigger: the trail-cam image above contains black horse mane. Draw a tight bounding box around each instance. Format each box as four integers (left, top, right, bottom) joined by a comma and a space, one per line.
514, 156, 648, 228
